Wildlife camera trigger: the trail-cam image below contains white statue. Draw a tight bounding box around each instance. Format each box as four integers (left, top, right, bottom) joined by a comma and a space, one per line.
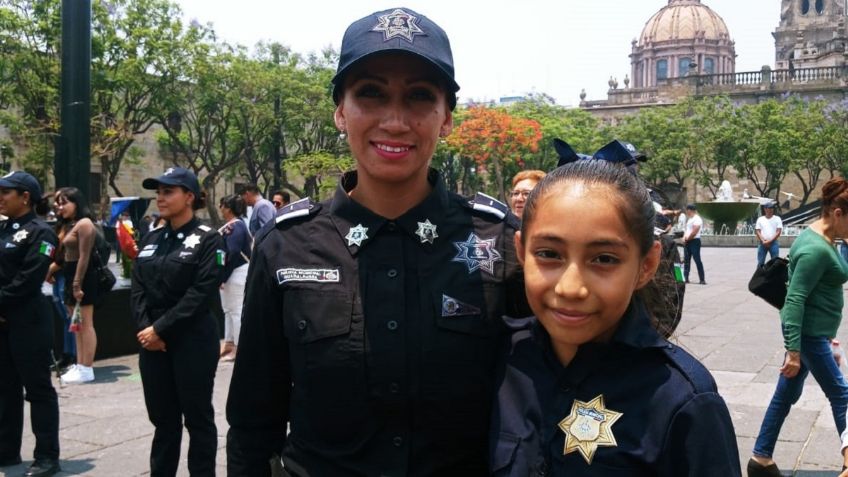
716, 180, 734, 202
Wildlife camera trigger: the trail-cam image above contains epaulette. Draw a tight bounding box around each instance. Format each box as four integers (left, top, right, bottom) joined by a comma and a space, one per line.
469, 192, 508, 220
661, 345, 716, 394
275, 197, 319, 225
197, 224, 213, 233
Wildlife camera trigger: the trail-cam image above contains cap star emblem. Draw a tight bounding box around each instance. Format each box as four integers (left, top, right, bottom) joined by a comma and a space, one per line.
372, 8, 425, 43
164, 167, 175, 176
559, 395, 623, 464
12, 229, 29, 243
183, 233, 201, 249
345, 224, 369, 247
415, 219, 438, 244
451, 233, 502, 275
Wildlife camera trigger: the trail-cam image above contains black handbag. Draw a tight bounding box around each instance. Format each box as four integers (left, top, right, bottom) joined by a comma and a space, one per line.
94, 249, 117, 296
748, 256, 789, 309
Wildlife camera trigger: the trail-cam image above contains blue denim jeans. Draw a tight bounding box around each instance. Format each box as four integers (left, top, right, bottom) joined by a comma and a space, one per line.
841, 243, 848, 264
52, 274, 75, 358
757, 241, 780, 267
683, 238, 704, 282
753, 335, 848, 458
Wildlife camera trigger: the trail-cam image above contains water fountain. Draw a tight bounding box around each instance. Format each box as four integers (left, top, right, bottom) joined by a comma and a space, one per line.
695, 181, 760, 235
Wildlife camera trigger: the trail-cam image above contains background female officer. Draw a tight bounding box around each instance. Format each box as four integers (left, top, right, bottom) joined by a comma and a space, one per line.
131, 167, 224, 477
226, 7, 530, 476
0, 171, 60, 477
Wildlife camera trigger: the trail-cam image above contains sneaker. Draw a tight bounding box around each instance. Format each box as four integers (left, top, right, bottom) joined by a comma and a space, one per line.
59, 365, 79, 384
62, 365, 94, 384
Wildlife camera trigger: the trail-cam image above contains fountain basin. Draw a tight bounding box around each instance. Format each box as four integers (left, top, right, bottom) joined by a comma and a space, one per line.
695, 200, 760, 234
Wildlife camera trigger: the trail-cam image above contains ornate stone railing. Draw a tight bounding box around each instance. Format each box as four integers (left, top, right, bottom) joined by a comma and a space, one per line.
692, 65, 848, 88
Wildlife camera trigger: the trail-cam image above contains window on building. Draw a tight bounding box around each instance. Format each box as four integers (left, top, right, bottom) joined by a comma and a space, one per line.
679, 57, 693, 76
801, 0, 811, 14
656, 59, 668, 80
704, 58, 715, 75
815, 0, 825, 14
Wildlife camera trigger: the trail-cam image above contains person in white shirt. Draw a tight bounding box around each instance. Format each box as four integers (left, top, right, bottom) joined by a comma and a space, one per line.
755, 202, 783, 267
683, 204, 706, 284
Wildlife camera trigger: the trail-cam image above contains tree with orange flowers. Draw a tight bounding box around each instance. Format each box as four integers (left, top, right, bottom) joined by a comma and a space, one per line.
446, 106, 543, 202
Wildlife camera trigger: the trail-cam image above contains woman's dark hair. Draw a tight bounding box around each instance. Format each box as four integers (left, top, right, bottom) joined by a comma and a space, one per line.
521, 160, 676, 330
821, 177, 848, 216
56, 187, 94, 224
521, 160, 656, 256
219, 194, 246, 217
34, 192, 52, 217
186, 188, 207, 211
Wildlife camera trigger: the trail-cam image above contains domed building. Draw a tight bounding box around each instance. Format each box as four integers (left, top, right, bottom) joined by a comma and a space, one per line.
630, 0, 737, 88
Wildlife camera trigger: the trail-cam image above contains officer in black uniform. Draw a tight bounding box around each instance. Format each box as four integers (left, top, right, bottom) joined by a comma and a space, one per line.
226, 7, 530, 476
131, 167, 225, 476
0, 171, 60, 477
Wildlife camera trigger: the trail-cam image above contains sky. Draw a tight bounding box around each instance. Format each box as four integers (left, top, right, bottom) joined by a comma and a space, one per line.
173, 0, 779, 107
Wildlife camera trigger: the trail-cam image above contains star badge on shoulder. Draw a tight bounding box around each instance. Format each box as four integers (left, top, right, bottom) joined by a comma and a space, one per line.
183, 233, 201, 249
372, 8, 424, 43
415, 220, 438, 244
558, 395, 623, 464
12, 229, 29, 243
345, 224, 369, 247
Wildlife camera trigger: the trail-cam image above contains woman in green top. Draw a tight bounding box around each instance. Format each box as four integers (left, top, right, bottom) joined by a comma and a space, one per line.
748, 177, 848, 477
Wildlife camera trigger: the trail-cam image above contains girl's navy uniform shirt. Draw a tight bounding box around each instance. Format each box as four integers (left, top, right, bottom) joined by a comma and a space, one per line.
490, 300, 741, 476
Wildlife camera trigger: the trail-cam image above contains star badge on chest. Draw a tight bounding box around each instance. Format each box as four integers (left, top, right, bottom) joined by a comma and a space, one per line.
559, 395, 623, 465
345, 224, 369, 247
182, 233, 201, 249
451, 233, 502, 274
12, 229, 29, 243
415, 220, 438, 244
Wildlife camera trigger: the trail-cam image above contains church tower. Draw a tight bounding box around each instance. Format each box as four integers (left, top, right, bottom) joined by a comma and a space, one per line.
773, 0, 848, 69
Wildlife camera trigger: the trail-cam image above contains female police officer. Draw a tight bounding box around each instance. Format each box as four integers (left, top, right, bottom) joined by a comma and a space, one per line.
131, 167, 224, 476
0, 172, 60, 477
226, 8, 530, 476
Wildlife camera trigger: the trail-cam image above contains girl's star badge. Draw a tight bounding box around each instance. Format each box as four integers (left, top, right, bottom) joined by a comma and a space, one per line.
558, 395, 623, 464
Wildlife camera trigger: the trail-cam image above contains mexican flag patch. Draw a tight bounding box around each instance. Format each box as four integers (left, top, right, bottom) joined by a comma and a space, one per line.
215, 249, 226, 266
39, 241, 55, 258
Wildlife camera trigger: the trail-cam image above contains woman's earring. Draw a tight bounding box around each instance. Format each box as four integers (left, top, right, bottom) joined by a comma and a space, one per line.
339, 130, 347, 140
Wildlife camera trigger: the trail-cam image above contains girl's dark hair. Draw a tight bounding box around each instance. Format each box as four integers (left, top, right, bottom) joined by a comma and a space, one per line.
521, 160, 656, 256
34, 192, 52, 217
219, 194, 246, 217
56, 187, 94, 225
521, 160, 676, 331
821, 177, 848, 216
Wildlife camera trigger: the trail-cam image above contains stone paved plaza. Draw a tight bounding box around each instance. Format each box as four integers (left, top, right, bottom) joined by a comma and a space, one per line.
3, 247, 848, 476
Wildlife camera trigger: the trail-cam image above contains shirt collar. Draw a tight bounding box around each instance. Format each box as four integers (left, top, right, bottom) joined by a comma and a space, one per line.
4, 211, 36, 232
329, 169, 450, 256
165, 217, 199, 237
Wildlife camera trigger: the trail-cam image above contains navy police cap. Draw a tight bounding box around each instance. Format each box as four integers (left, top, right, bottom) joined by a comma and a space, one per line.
332, 7, 460, 109
553, 139, 593, 167
593, 140, 647, 166
142, 167, 200, 197
0, 171, 42, 199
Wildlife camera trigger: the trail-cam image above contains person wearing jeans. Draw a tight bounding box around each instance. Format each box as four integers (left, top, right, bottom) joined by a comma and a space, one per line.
756, 202, 783, 267
683, 204, 705, 284
749, 178, 848, 477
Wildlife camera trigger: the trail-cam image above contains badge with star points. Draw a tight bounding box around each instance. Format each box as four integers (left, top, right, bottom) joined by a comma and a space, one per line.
415, 220, 438, 244
182, 233, 201, 249
451, 233, 502, 274
345, 224, 369, 247
372, 8, 425, 43
559, 395, 623, 464
12, 229, 29, 243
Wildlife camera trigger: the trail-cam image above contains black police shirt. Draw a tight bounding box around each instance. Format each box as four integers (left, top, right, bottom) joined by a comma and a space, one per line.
227, 170, 531, 477
0, 211, 57, 319
490, 300, 742, 477
130, 217, 225, 339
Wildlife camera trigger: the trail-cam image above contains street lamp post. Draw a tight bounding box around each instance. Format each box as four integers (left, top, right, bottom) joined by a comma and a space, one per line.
56, 0, 91, 199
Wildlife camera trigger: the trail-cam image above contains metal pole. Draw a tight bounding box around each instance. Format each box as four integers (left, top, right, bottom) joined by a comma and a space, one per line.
57, 0, 91, 199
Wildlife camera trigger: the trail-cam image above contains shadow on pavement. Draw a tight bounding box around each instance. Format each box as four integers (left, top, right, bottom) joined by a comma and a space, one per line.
91, 364, 132, 384
0, 458, 94, 477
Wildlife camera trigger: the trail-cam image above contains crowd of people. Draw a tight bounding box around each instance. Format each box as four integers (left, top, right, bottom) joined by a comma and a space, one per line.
1, 6, 848, 477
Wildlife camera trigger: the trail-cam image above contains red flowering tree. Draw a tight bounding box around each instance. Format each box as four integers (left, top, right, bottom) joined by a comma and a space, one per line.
446, 106, 543, 201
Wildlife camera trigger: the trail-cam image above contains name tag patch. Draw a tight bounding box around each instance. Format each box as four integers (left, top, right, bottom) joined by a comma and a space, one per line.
276, 268, 340, 284
138, 244, 157, 258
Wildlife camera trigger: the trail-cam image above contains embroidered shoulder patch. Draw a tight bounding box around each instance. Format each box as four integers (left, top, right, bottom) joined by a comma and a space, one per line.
276, 268, 340, 284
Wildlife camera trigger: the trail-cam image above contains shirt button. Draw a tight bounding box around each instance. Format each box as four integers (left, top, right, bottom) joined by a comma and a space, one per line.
297, 320, 307, 330
387, 269, 398, 278
387, 222, 397, 232
387, 320, 398, 331
392, 436, 403, 447
389, 382, 399, 393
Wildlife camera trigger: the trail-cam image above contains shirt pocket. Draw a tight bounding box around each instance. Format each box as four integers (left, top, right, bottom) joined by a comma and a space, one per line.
491, 432, 522, 476
162, 253, 199, 292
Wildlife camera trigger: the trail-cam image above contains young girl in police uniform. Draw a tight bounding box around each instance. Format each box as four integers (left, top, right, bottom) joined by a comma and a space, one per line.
490, 160, 741, 476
